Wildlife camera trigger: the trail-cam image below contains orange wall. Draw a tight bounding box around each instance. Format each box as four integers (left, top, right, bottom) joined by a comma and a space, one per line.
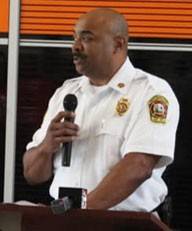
19, 0, 192, 39
1, 0, 192, 39
0, 0, 9, 33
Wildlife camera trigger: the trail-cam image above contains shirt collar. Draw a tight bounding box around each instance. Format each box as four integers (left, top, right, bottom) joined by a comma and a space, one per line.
78, 57, 136, 94
108, 57, 136, 94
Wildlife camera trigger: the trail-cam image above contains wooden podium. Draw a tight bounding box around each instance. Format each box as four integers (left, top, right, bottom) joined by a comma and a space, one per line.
0, 203, 171, 231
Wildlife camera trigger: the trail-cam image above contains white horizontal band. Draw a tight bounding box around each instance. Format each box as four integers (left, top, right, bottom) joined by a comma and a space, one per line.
1, 38, 192, 52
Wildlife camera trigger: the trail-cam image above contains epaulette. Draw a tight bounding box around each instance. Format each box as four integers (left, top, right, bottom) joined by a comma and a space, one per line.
62, 76, 85, 91
65, 76, 84, 84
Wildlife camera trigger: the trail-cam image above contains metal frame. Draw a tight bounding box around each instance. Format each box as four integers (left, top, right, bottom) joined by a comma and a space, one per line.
3, 0, 20, 202
1, 38, 192, 51
0, 38, 8, 45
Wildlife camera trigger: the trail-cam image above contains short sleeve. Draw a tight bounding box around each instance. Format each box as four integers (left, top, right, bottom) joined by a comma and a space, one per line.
26, 86, 64, 150
120, 89, 180, 168
26, 77, 84, 151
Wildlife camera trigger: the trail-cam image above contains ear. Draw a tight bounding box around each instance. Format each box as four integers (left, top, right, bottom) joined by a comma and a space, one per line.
113, 36, 126, 53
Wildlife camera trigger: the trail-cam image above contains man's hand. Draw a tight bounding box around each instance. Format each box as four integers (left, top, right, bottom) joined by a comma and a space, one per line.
23, 111, 79, 184
40, 111, 80, 155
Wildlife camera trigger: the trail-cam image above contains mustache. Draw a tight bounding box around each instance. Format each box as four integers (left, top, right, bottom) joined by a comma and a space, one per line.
72, 52, 87, 60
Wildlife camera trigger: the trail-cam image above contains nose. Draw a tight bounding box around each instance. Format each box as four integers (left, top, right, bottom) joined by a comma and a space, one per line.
72, 38, 83, 53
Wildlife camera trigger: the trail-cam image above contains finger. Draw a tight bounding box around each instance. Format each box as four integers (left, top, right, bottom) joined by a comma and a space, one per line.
55, 136, 77, 143
53, 127, 79, 137
64, 111, 76, 120
51, 121, 79, 131
52, 111, 65, 123
62, 121, 79, 130
51, 112, 76, 126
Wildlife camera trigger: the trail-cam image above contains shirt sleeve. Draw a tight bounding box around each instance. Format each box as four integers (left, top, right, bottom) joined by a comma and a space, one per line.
26, 86, 63, 150
120, 88, 180, 168
26, 77, 82, 151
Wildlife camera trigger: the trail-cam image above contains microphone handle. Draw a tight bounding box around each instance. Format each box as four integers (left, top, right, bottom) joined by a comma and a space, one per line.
62, 142, 72, 166
62, 115, 74, 167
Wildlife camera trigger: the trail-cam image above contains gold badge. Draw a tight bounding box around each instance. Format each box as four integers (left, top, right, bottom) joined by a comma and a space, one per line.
116, 97, 130, 116
148, 95, 169, 123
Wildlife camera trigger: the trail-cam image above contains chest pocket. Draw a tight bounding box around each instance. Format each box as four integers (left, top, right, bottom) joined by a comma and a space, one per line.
94, 116, 128, 139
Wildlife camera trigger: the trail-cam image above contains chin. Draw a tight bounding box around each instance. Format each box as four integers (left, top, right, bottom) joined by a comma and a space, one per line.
76, 68, 84, 75
75, 65, 87, 76
74, 65, 82, 74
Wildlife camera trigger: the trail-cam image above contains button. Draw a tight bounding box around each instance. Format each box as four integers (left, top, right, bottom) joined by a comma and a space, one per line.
117, 83, 125, 88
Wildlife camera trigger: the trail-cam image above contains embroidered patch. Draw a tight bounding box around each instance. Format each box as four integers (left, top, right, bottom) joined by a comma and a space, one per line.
116, 97, 130, 116
148, 95, 169, 123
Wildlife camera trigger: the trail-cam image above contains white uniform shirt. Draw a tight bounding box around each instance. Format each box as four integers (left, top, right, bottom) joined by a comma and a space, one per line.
27, 58, 179, 212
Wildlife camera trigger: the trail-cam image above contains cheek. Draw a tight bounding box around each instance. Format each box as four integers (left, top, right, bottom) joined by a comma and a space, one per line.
85, 47, 100, 61
83, 45, 96, 58
101, 41, 115, 56
84, 41, 114, 62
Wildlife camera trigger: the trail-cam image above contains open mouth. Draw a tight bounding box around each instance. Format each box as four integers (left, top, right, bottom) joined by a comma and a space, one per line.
73, 55, 81, 62
73, 53, 86, 64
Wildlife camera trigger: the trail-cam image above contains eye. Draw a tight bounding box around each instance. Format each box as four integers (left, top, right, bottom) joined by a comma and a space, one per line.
73, 32, 94, 43
81, 34, 94, 42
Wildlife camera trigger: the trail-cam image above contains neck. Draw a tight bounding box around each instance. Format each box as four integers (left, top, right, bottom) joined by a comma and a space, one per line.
88, 57, 126, 86
89, 76, 112, 86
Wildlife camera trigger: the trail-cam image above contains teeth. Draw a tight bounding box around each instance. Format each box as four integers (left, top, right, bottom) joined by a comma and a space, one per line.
73, 56, 80, 61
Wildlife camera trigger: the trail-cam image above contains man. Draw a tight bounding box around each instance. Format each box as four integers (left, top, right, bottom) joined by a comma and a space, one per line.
23, 8, 179, 212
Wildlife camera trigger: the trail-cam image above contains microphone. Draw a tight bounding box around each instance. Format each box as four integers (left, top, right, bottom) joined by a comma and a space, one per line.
50, 187, 87, 214
51, 197, 73, 214
62, 94, 78, 166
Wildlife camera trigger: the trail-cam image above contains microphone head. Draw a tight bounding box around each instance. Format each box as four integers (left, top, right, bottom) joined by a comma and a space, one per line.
63, 94, 78, 112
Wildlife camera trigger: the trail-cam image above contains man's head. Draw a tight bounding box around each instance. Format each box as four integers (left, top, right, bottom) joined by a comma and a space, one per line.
72, 8, 128, 85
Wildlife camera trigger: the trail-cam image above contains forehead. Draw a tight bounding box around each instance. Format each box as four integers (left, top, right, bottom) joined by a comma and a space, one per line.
74, 15, 109, 35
